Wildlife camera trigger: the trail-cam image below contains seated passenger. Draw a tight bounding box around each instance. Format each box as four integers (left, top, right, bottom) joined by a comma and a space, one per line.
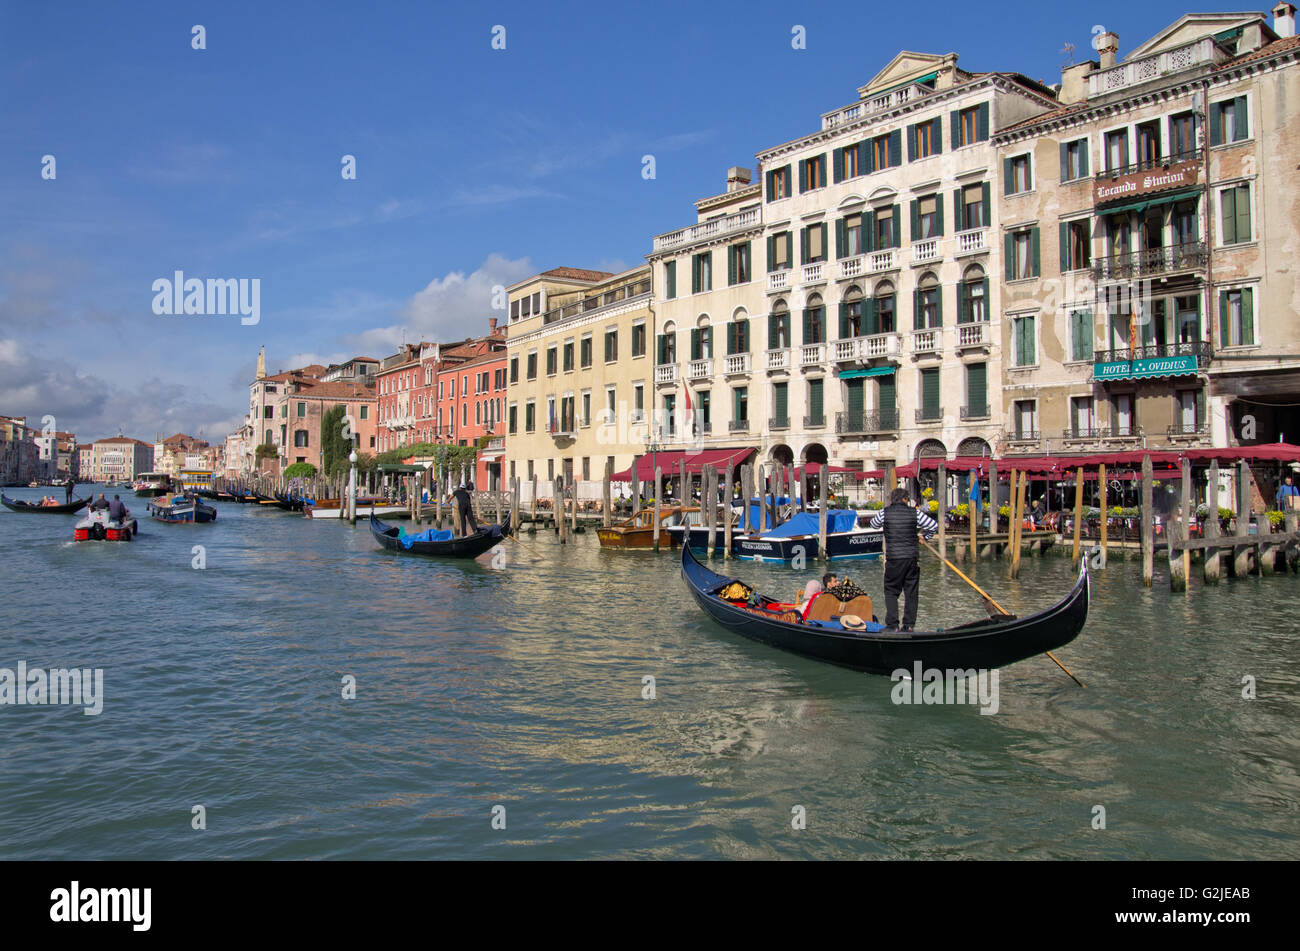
797, 579, 823, 615
822, 572, 869, 603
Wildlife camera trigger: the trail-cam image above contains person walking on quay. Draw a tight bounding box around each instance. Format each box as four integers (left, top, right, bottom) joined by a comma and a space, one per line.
868, 488, 939, 632
453, 481, 479, 536
1276, 474, 1298, 511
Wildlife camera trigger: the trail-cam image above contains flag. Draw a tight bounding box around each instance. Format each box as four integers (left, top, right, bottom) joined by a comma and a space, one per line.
682, 386, 694, 437
548, 402, 556, 434
968, 468, 980, 517
1129, 309, 1137, 355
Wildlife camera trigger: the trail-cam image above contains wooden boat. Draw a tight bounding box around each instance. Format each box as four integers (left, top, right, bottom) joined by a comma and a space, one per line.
369, 512, 509, 558
680, 541, 1088, 675
2, 492, 89, 514
147, 493, 217, 523
74, 507, 138, 541
597, 505, 689, 550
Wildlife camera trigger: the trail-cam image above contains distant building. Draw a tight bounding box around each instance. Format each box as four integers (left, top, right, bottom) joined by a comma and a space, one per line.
0, 416, 39, 484
152, 433, 212, 477
77, 444, 93, 481
90, 437, 153, 483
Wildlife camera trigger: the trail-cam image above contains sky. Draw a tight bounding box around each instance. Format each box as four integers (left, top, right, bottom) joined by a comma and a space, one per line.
0, 0, 1212, 444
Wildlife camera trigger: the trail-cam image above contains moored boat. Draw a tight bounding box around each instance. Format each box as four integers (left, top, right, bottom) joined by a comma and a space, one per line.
147, 493, 217, 523
680, 541, 1088, 675
597, 505, 690, 550
732, 510, 883, 562
368, 512, 510, 558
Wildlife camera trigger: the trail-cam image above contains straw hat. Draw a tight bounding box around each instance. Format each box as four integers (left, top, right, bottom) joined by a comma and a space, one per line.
841, 614, 866, 632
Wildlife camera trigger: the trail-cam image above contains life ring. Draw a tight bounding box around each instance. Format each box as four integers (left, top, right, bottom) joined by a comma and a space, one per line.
90, 523, 106, 541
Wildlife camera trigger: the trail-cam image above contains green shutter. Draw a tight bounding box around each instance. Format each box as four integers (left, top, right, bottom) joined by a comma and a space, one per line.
1241, 288, 1254, 345
922, 368, 940, 415
1060, 221, 1069, 272
864, 297, 878, 335
910, 199, 920, 243
932, 116, 943, 154
864, 211, 876, 252
765, 169, 775, 201
956, 281, 967, 324
934, 286, 943, 327
840, 302, 852, 338
1005, 232, 1016, 282
690, 328, 701, 360
1235, 185, 1251, 243
967, 362, 987, 413
1234, 97, 1248, 141
766, 235, 775, 272
907, 124, 917, 162
775, 382, 788, 419
1003, 157, 1014, 195
977, 102, 989, 141
1080, 144, 1089, 177
665, 261, 676, 299
1210, 103, 1223, 146
913, 288, 923, 330
889, 129, 901, 167
847, 378, 865, 416
767, 315, 778, 350
800, 228, 809, 265
740, 318, 750, 352
801, 309, 811, 344
1060, 141, 1069, 180
891, 204, 901, 247
726, 322, 737, 355
953, 189, 964, 232
950, 110, 960, 146
981, 181, 990, 223
1219, 290, 1230, 346
798, 159, 808, 193
835, 218, 847, 259
809, 379, 823, 419
1221, 187, 1236, 244
856, 141, 868, 174
691, 255, 700, 293
878, 375, 896, 414
935, 194, 944, 236
832, 147, 844, 183
657, 334, 666, 364
1030, 227, 1041, 277
1026, 156, 1033, 191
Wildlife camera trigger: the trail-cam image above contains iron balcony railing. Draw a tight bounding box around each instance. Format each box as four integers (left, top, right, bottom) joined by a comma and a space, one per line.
1094, 148, 1203, 180
959, 405, 990, 420
915, 407, 943, 423
803, 414, 826, 428
728, 420, 749, 433
1094, 340, 1213, 365
1167, 421, 1209, 436
769, 416, 790, 430
1091, 242, 1207, 281
836, 409, 899, 434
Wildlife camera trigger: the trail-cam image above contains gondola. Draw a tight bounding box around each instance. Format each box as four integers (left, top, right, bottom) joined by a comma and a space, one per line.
1, 492, 89, 514
680, 541, 1088, 675
369, 512, 510, 558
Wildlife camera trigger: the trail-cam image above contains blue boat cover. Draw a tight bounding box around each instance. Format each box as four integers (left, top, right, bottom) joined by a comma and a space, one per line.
764, 510, 859, 537
740, 495, 796, 532
398, 527, 455, 548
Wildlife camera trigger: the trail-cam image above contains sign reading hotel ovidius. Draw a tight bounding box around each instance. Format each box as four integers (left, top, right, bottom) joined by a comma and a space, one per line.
1094, 160, 1201, 204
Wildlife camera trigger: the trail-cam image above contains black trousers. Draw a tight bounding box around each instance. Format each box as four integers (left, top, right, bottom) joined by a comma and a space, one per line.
459, 503, 478, 536
883, 557, 920, 629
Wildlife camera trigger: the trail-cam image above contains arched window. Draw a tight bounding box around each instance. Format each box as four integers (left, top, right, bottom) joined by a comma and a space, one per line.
960, 265, 988, 323
692, 315, 713, 361
874, 281, 896, 334
915, 272, 941, 330
660, 321, 677, 364
840, 285, 864, 339
769, 299, 791, 350
728, 308, 751, 355
803, 293, 826, 345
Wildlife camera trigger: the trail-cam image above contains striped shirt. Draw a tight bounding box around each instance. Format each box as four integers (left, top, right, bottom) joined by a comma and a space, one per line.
869, 507, 939, 538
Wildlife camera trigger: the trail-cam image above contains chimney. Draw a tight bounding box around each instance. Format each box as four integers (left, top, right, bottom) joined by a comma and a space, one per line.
1274, 2, 1296, 37
488, 317, 498, 333
1060, 60, 1098, 104
726, 166, 752, 192
1096, 31, 1119, 69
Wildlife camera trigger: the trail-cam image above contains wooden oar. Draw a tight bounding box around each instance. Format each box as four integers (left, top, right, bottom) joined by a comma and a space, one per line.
505, 533, 546, 562
919, 536, 1085, 688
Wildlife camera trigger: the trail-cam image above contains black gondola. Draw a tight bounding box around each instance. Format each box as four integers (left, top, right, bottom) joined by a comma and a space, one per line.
1, 492, 89, 514
680, 541, 1088, 675
369, 512, 510, 559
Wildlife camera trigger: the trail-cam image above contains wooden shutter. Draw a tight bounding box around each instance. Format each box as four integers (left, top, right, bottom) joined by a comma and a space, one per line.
956, 282, 967, 323
1234, 97, 1248, 141
835, 218, 847, 259
765, 168, 775, 201
1241, 288, 1254, 345
774, 382, 788, 419
1005, 232, 1016, 282
977, 102, 989, 141
888, 129, 901, 167
878, 374, 896, 415
1031, 228, 1041, 277
809, 379, 823, 419
1025, 156, 1033, 191
1210, 103, 1223, 146
801, 309, 812, 344
665, 261, 676, 298
691, 255, 700, 293
931, 116, 943, 154
1235, 186, 1251, 243
739, 318, 750, 352
832, 147, 844, 183
767, 315, 779, 350
657, 334, 666, 364
864, 297, 878, 335
950, 110, 960, 147
798, 159, 808, 193
922, 368, 940, 415
1060, 141, 1069, 180
967, 362, 987, 413
726, 322, 737, 355
1060, 222, 1070, 272
891, 204, 901, 247
838, 302, 851, 338
910, 199, 920, 242
690, 328, 701, 360
981, 181, 991, 222
1219, 290, 1230, 346
1080, 144, 1089, 178
934, 285, 943, 327
847, 379, 865, 416
935, 194, 944, 236
864, 211, 876, 252
907, 124, 917, 162
1003, 157, 1014, 195
913, 288, 923, 330
953, 189, 964, 231
857, 140, 869, 175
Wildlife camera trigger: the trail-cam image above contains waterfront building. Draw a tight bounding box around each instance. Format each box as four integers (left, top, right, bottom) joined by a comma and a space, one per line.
0, 416, 39, 485
245, 348, 328, 472
90, 436, 153, 483
994, 7, 1300, 466
649, 53, 1059, 481
503, 266, 656, 497
276, 380, 377, 472
152, 433, 212, 478
319, 357, 379, 384
77, 443, 93, 482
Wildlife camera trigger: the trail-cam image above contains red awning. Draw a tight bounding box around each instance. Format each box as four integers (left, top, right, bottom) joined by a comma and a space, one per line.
609, 451, 685, 482
1182, 443, 1300, 464
794, 462, 884, 479
682, 447, 756, 474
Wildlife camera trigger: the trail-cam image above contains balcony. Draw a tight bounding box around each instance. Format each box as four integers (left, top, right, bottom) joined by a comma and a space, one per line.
652, 206, 761, 252
804, 414, 826, 428
915, 407, 944, 424
654, 363, 679, 385
723, 353, 751, 375
836, 409, 899, 434
955, 228, 988, 256
959, 404, 990, 421
912, 238, 941, 265
821, 80, 936, 131
767, 269, 792, 293
955, 321, 990, 349
769, 416, 790, 431
910, 329, 941, 354
1094, 341, 1212, 382
1094, 148, 1204, 182
1167, 421, 1209, 439
1061, 426, 1108, 442
1091, 242, 1207, 282
869, 248, 898, 272
800, 343, 825, 367
687, 358, 712, 380
765, 348, 790, 371
728, 419, 750, 433
801, 262, 827, 285
539, 279, 652, 325
1086, 37, 1226, 98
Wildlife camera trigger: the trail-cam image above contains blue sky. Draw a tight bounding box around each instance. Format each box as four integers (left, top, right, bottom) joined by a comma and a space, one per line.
0, 0, 1207, 443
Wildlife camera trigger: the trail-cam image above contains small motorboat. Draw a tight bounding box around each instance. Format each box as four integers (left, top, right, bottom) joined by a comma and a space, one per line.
1, 492, 89, 514
75, 507, 139, 541
133, 473, 171, 497
147, 493, 217, 523
596, 505, 689, 550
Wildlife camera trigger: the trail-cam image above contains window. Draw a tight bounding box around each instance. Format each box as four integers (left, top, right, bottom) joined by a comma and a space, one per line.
580, 335, 593, 368
662, 394, 676, 435
1012, 314, 1037, 367
766, 165, 792, 201
965, 364, 987, 417
657, 326, 677, 365
525, 401, 535, 433
1210, 96, 1249, 145
957, 267, 987, 323
1060, 219, 1091, 271
767, 231, 793, 271
807, 378, 824, 423
697, 389, 711, 431
1107, 214, 1130, 258
871, 131, 901, 170
837, 213, 864, 259
1104, 128, 1129, 172
875, 285, 896, 334
560, 395, 575, 433
909, 117, 941, 160
604, 328, 618, 363
633, 383, 645, 415
912, 195, 942, 240
690, 323, 713, 360
1112, 394, 1134, 437
1014, 400, 1039, 439
508, 404, 517, 434
1172, 200, 1198, 247
1176, 295, 1202, 342
914, 275, 941, 330
1220, 184, 1252, 245
1219, 288, 1255, 347
836, 142, 862, 181
1169, 112, 1196, 161
509, 357, 518, 383
511, 298, 520, 321
280, 404, 287, 418
733, 386, 748, 425
664, 261, 677, 299
800, 154, 826, 192
546, 347, 557, 376
953, 103, 988, 147
1136, 120, 1161, 168
956, 182, 989, 231
563, 340, 574, 372
692, 251, 712, 293
728, 242, 751, 285
772, 381, 788, 425
727, 317, 750, 354
1005, 154, 1032, 195
768, 306, 791, 350
1069, 396, 1095, 438
526, 352, 537, 380
1061, 139, 1089, 181
605, 386, 616, 423
359, 405, 368, 420
800, 223, 827, 264
874, 205, 899, 249
580, 391, 591, 428
919, 367, 941, 420
1070, 309, 1093, 362
838, 290, 863, 339
802, 296, 825, 345
1005, 228, 1040, 281
1175, 389, 1203, 434
632, 321, 647, 358
294, 429, 309, 447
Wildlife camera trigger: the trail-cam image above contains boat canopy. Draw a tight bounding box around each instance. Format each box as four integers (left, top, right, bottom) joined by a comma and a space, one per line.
763, 510, 859, 537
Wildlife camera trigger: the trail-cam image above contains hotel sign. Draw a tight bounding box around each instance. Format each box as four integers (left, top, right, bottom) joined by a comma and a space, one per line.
1094, 355, 1199, 381
1094, 160, 1201, 205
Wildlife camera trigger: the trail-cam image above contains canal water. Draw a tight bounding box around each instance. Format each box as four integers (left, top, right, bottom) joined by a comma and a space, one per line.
1, 486, 1296, 859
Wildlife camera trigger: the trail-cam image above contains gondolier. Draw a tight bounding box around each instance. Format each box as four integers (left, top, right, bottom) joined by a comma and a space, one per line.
869, 488, 939, 632
452, 482, 478, 537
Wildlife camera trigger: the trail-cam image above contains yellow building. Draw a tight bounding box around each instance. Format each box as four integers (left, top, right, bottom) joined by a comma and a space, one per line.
504, 266, 654, 498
